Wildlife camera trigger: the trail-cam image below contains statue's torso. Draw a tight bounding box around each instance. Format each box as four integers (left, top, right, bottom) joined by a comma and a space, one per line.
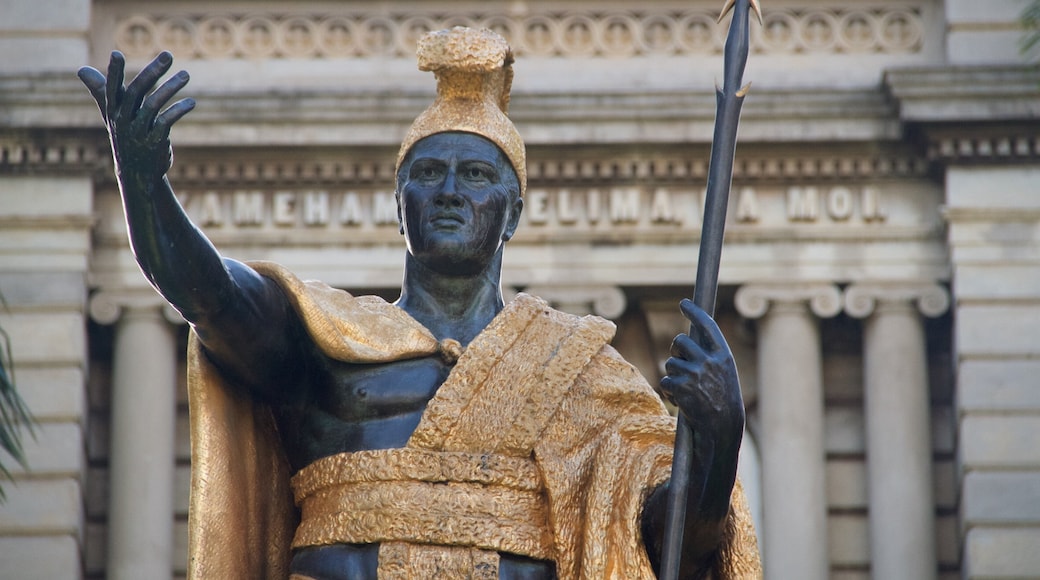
276, 355, 449, 468
275, 353, 557, 580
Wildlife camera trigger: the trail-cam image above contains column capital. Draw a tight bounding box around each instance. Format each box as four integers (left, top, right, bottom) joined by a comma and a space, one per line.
88, 288, 183, 325
843, 282, 949, 319
734, 282, 842, 320
523, 285, 627, 319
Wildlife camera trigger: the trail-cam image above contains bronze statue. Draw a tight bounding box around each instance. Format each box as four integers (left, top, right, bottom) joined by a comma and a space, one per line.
80, 26, 759, 580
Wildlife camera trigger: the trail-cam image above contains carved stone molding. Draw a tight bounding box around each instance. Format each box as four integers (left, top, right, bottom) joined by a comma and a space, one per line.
734, 282, 843, 319
843, 282, 949, 319
112, 5, 924, 61
927, 135, 1040, 164
0, 136, 109, 175
523, 284, 627, 319
88, 289, 183, 325
165, 150, 928, 187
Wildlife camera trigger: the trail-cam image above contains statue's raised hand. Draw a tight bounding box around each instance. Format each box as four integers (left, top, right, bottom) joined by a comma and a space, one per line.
78, 51, 194, 188
660, 299, 745, 450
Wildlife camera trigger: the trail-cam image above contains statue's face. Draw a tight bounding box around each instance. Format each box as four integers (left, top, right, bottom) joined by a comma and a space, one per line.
396, 132, 523, 275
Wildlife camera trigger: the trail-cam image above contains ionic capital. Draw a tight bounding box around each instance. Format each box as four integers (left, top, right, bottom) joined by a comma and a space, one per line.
88, 288, 183, 325
734, 282, 843, 320
843, 282, 949, 319
523, 285, 627, 319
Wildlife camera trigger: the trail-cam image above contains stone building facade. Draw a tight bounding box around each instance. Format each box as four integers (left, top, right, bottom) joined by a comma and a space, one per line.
1, 0, 1037, 578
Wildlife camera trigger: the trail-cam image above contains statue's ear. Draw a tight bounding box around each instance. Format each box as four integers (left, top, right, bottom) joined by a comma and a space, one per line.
502, 196, 523, 242
395, 191, 404, 235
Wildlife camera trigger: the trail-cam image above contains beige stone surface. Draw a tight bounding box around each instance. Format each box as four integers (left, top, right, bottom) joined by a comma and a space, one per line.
962, 471, 1040, 524
10, 367, 86, 422
826, 459, 868, 509
1, 0, 89, 30
0, 536, 82, 580
0, 312, 86, 366
961, 417, 1040, 469
956, 305, 1040, 357
6, 422, 84, 478
0, 39, 90, 74
954, 265, 1040, 301
946, 166, 1040, 208
0, 177, 94, 216
965, 527, 1040, 577
827, 514, 869, 567
959, 360, 1040, 412
0, 479, 83, 535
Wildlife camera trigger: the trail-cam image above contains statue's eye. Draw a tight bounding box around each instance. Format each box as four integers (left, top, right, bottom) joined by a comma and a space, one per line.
462, 164, 494, 182
413, 163, 441, 181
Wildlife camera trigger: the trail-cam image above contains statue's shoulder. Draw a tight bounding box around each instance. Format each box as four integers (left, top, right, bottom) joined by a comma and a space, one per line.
248, 260, 439, 363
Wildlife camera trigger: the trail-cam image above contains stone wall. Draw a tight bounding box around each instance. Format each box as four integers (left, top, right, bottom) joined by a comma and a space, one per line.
946, 167, 1040, 577
0, 1, 95, 577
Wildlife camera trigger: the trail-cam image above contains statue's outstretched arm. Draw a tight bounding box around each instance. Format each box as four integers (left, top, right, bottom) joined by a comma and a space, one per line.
79, 52, 307, 399
643, 299, 745, 577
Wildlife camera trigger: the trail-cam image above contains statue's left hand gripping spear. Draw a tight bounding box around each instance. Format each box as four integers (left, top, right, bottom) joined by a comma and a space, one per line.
659, 1, 761, 579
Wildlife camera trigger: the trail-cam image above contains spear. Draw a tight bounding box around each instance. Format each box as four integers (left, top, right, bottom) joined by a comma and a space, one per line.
659, 1, 760, 578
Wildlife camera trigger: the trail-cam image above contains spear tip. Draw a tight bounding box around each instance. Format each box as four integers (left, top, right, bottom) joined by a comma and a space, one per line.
717, 0, 736, 24
718, 0, 764, 25
751, 0, 764, 25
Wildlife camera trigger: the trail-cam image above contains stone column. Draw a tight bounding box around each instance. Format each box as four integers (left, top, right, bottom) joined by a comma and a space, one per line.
845, 283, 949, 580
90, 291, 180, 580
735, 283, 841, 580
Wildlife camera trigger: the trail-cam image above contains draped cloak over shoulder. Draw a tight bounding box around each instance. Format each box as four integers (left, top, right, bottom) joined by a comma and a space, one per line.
186, 261, 761, 579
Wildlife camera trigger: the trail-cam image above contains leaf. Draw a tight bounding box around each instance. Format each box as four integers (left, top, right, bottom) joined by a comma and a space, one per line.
0, 292, 36, 502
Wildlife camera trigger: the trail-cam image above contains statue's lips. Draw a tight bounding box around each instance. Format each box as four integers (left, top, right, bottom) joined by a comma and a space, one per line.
429, 212, 465, 227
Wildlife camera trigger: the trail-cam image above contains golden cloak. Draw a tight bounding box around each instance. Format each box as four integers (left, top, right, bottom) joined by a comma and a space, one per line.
186, 262, 760, 579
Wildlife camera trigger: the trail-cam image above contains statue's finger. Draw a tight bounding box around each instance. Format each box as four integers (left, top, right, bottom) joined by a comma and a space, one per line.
153, 98, 196, 136
77, 67, 108, 113
126, 51, 174, 114
669, 332, 706, 361
663, 356, 694, 380
658, 376, 679, 404
140, 71, 189, 127
679, 298, 727, 353
105, 51, 126, 115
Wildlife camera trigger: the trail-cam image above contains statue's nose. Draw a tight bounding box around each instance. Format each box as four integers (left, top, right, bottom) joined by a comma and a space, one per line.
434, 170, 463, 208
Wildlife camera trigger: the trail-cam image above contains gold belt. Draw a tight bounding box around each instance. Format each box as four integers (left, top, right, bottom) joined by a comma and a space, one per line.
290, 448, 555, 561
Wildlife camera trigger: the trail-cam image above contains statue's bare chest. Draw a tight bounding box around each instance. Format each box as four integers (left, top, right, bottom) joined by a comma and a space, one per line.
275, 355, 452, 470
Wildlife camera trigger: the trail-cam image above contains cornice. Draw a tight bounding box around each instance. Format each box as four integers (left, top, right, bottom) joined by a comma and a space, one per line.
0, 73, 900, 145
0, 133, 927, 185
883, 66, 1040, 166
884, 65, 1040, 123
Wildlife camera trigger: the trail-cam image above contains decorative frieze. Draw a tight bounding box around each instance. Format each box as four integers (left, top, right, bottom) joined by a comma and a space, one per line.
0, 138, 108, 174
928, 135, 1040, 164
113, 5, 924, 61
163, 152, 927, 186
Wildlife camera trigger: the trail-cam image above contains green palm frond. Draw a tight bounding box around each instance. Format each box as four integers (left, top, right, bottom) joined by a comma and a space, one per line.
1024, 0, 1040, 59
0, 293, 36, 502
